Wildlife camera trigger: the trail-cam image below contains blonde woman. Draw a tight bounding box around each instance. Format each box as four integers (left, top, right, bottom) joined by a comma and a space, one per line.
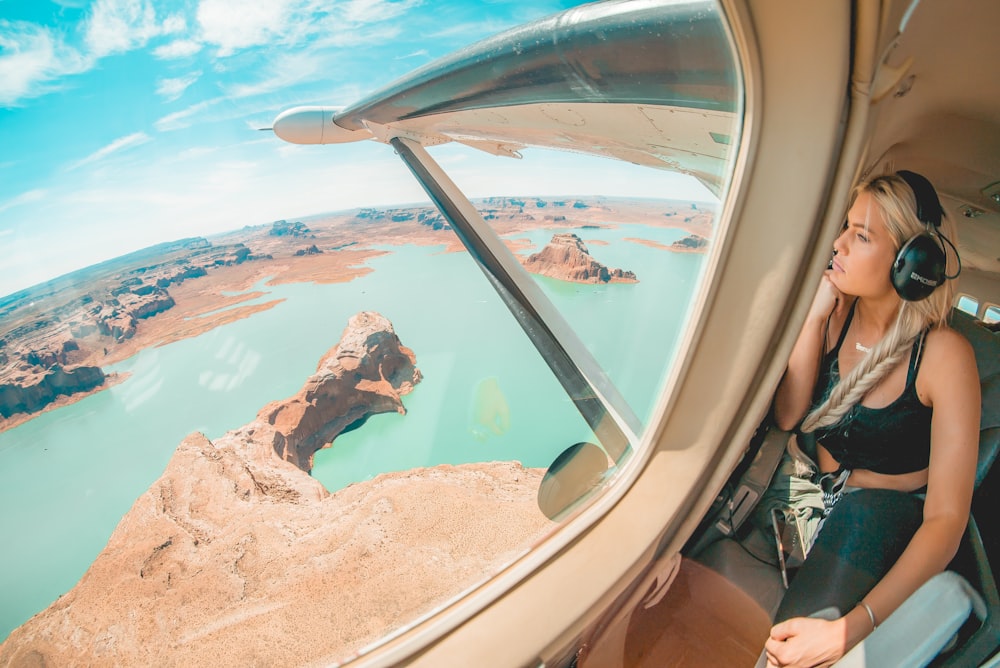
764, 171, 981, 667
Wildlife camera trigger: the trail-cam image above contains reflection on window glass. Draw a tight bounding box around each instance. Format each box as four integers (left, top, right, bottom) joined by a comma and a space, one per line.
984, 305, 1000, 324
957, 294, 979, 316
0, 0, 741, 664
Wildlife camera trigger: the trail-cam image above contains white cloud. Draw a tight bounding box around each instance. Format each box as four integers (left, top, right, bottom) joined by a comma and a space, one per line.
309, 21, 403, 49
161, 13, 187, 34
0, 189, 47, 215
153, 38, 202, 59
0, 2, 193, 106
223, 52, 321, 98
153, 98, 222, 131
427, 19, 512, 39
0, 21, 90, 106
197, 0, 295, 56
173, 146, 218, 161
396, 49, 429, 60
68, 132, 151, 170
155, 71, 201, 101
340, 0, 421, 24
84, 0, 164, 57
195, 0, 423, 57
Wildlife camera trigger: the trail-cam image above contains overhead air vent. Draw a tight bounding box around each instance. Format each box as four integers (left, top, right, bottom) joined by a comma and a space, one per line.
982, 181, 1000, 206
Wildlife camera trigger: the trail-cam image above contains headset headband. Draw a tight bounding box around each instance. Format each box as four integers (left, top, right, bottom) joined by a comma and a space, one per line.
896, 170, 944, 227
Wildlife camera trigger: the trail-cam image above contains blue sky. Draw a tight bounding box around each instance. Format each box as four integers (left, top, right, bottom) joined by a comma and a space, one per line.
0, 0, 714, 298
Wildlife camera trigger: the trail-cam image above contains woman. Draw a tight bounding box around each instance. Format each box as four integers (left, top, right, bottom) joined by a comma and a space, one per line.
764, 171, 981, 667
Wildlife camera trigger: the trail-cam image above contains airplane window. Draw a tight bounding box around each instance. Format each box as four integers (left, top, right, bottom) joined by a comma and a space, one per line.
984, 304, 1000, 324
957, 294, 979, 316
0, 0, 742, 663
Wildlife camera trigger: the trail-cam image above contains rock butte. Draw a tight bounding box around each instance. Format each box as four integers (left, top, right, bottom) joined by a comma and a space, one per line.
522, 233, 638, 283
0, 312, 551, 666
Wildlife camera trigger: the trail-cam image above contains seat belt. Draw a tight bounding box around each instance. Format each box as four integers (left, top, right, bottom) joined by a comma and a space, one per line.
724, 425, 792, 534
688, 425, 791, 556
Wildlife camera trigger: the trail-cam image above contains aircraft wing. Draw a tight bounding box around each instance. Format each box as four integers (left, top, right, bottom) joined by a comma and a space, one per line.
273, 0, 739, 196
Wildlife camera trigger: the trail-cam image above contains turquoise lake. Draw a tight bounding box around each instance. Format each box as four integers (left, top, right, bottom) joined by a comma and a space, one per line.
0, 222, 703, 641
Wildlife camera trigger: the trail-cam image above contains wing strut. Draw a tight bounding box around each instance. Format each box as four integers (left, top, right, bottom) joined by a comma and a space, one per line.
390, 136, 638, 462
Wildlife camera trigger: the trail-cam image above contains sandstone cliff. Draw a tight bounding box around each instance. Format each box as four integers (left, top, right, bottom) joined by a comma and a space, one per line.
0, 364, 105, 418
522, 233, 638, 283
0, 312, 549, 666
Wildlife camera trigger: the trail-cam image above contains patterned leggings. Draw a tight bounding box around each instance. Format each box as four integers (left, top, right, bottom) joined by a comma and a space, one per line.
774, 488, 925, 622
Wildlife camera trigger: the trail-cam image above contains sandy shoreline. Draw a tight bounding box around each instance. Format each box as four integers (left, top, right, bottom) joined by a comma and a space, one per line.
624, 236, 709, 253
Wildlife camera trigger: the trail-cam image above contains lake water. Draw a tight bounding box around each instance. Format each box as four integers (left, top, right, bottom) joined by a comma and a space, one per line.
0, 222, 703, 641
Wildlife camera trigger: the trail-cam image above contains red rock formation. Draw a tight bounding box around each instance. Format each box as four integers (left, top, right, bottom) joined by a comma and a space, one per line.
523, 233, 638, 283
0, 312, 549, 666
266, 311, 423, 472
0, 365, 105, 419
94, 289, 177, 342
670, 234, 709, 252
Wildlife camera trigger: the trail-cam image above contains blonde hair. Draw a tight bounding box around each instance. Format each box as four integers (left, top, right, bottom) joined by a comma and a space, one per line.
799, 172, 957, 434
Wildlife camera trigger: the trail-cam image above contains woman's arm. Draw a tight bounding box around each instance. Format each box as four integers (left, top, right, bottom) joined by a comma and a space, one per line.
765, 328, 980, 667
857, 328, 979, 629
774, 272, 846, 430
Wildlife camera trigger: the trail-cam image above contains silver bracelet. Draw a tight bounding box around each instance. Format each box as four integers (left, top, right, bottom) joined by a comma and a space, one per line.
859, 600, 878, 629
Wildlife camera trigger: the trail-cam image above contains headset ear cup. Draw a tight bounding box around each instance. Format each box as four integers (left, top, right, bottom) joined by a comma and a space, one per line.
891, 233, 947, 301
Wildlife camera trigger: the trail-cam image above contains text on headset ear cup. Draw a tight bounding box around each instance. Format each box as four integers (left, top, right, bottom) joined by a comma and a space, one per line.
891, 233, 947, 301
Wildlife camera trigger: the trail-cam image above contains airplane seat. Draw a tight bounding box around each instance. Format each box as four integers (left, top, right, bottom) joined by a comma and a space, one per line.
950, 308, 1000, 487
832, 571, 986, 667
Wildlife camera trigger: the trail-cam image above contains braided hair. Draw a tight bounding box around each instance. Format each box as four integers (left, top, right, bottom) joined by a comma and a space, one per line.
799, 172, 956, 435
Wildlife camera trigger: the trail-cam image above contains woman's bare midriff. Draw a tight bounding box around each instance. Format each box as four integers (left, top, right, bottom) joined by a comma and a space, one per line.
819, 444, 929, 492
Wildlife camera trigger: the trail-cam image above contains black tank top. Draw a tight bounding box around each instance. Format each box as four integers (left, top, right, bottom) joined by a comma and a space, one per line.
809, 303, 932, 474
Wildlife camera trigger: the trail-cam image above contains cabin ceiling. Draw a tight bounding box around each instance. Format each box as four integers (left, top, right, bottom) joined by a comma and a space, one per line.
865, 0, 1000, 278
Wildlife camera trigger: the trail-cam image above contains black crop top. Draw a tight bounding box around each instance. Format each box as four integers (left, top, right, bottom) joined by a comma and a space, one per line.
809, 303, 933, 475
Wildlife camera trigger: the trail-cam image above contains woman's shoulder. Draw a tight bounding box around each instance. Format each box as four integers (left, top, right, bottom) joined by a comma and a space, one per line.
920, 324, 979, 384
924, 324, 976, 355
913, 325, 979, 416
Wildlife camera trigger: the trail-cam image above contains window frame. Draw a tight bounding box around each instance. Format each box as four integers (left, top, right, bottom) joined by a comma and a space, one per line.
957, 293, 981, 317
348, 1, 868, 665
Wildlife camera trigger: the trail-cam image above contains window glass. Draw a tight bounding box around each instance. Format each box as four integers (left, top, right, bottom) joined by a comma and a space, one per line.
957, 294, 979, 316
984, 304, 1000, 324
0, 0, 742, 663
450, 148, 719, 428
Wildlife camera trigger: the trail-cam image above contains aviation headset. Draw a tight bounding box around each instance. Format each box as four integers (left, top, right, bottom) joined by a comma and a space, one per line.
890, 170, 961, 301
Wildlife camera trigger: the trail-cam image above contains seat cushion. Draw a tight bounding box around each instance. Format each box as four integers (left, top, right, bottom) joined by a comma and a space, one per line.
694, 537, 786, 619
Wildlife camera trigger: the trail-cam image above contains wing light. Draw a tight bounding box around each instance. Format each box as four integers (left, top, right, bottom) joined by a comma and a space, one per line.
272, 106, 373, 145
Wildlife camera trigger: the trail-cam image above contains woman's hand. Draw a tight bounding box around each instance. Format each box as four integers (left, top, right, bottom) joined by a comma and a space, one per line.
772, 269, 849, 430
764, 616, 850, 668
806, 270, 844, 325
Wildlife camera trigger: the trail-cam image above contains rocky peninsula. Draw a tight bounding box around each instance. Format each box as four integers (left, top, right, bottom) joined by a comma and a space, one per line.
0, 312, 550, 666
522, 233, 638, 283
